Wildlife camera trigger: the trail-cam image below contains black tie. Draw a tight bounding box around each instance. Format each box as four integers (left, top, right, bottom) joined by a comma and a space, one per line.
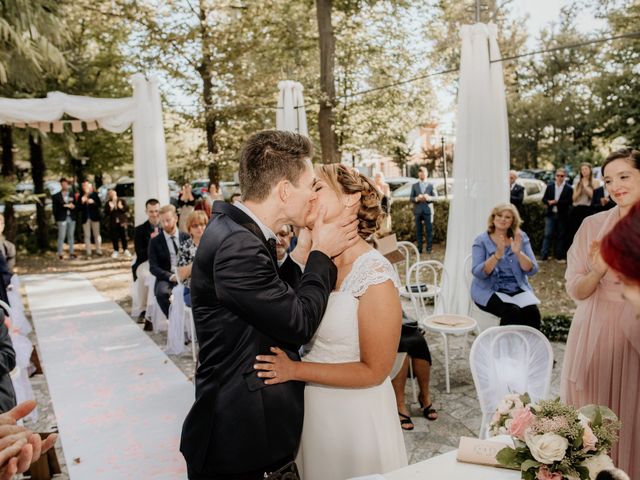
171, 236, 179, 256
267, 238, 277, 263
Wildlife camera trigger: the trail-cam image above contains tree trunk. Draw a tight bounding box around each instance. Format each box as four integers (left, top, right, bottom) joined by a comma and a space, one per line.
29, 133, 48, 251
0, 126, 17, 242
199, 1, 219, 186
316, 0, 339, 164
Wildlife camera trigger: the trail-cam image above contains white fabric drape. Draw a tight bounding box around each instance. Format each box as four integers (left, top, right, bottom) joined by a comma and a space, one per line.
0, 74, 169, 225
276, 80, 308, 136
440, 23, 510, 316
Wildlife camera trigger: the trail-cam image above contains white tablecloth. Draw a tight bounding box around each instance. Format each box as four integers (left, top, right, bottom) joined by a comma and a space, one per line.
384, 450, 519, 480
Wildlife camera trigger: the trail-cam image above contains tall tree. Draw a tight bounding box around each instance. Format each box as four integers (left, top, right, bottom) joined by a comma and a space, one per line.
316, 0, 339, 163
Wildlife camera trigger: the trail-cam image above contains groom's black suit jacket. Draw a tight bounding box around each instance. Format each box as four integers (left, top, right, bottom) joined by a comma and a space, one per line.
180, 201, 337, 478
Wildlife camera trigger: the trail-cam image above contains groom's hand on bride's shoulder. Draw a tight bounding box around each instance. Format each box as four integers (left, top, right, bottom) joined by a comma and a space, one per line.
312, 206, 359, 259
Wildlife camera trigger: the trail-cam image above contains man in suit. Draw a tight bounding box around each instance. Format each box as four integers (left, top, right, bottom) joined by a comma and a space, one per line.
541, 168, 574, 262
148, 204, 189, 319
131, 199, 160, 326
409, 167, 436, 254
79, 180, 102, 257
509, 170, 525, 212
180, 130, 358, 480
51, 178, 77, 260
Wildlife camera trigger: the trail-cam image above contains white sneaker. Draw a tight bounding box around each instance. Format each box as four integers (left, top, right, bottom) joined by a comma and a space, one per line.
124, 249, 132, 258
111, 251, 119, 259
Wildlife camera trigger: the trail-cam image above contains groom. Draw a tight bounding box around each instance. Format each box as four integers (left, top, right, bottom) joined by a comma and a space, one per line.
180, 130, 358, 479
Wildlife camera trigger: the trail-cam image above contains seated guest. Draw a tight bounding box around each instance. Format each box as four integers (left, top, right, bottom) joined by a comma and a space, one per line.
392, 313, 437, 431
148, 205, 189, 319
0, 309, 16, 414
0, 215, 16, 271
132, 199, 160, 327
471, 203, 541, 329
177, 211, 208, 308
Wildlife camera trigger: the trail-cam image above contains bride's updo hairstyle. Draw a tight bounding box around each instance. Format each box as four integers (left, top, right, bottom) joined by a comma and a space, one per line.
315, 164, 383, 240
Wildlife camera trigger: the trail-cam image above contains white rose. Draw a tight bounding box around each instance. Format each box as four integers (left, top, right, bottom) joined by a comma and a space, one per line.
582, 454, 615, 480
497, 398, 513, 415
524, 430, 569, 464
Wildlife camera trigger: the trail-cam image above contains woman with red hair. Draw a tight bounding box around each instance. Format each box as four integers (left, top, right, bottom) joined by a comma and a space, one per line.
601, 200, 640, 315
561, 148, 640, 478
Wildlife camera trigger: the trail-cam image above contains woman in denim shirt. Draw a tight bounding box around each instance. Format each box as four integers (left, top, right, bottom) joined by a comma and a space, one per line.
471, 203, 541, 328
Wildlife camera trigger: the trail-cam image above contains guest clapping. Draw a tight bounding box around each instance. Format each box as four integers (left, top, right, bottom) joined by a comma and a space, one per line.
569, 162, 600, 241
561, 148, 640, 478
177, 183, 196, 233
177, 211, 208, 308
471, 203, 541, 329
105, 190, 130, 259
79, 180, 102, 257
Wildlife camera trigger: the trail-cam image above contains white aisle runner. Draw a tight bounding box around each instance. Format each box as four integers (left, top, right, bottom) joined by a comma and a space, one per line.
23, 273, 193, 479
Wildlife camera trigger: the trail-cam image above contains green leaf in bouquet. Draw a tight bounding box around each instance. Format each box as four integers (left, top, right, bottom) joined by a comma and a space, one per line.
522, 470, 536, 480
575, 465, 590, 480
520, 392, 531, 405
520, 459, 541, 472
579, 405, 618, 427
496, 447, 519, 468
573, 432, 584, 449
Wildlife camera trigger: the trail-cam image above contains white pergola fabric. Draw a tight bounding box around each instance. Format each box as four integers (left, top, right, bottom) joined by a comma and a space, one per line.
276, 80, 308, 137
0, 74, 169, 225
440, 23, 510, 316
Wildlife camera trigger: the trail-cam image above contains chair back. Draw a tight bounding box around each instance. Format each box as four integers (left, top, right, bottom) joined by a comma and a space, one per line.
396, 241, 420, 288
407, 260, 448, 320
469, 325, 553, 438
464, 253, 500, 331
166, 284, 187, 355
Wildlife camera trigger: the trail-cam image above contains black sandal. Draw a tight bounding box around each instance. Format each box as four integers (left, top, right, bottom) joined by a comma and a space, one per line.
398, 412, 414, 431
420, 403, 438, 421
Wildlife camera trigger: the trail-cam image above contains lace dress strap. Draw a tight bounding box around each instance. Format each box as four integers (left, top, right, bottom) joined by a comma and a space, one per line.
340, 249, 401, 298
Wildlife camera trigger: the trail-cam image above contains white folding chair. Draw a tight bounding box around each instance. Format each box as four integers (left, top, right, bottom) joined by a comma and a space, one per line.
145, 276, 167, 333
463, 254, 500, 333
7, 275, 31, 336
166, 284, 187, 355
407, 260, 447, 320
469, 325, 553, 438
396, 241, 420, 299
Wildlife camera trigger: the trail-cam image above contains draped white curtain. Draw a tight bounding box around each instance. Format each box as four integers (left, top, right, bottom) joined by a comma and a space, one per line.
440, 23, 510, 315
276, 80, 308, 136
0, 73, 169, 225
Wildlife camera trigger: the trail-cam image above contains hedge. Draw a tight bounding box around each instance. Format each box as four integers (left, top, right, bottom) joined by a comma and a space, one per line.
390, 200, 547, 254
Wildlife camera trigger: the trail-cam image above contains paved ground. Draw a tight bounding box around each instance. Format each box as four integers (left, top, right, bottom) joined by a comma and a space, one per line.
16, 250, 565, 477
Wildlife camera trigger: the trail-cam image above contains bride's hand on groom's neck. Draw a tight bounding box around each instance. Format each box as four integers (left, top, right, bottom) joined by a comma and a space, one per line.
312, 206, 359, 259
290, 228, 313, 265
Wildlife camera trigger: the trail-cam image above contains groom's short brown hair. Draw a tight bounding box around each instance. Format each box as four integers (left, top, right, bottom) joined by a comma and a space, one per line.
239, 130, 313, 202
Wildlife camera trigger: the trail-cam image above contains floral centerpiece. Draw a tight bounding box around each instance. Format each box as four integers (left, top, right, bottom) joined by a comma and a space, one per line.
489, 393, 620, 480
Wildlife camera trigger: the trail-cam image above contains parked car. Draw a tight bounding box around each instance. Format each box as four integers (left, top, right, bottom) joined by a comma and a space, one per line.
385, 176, 416, 192
391, 178, 454, 201
519, 178, 547, 204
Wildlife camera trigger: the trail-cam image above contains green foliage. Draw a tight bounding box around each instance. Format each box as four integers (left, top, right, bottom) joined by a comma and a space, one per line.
540, 314, 572, 342
389, 200, 450, 244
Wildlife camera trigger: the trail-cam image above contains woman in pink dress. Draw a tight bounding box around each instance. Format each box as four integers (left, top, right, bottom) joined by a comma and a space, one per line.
561, 148, 640, 478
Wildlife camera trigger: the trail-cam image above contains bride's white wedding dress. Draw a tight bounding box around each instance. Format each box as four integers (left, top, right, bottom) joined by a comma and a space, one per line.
296, 249, 408, 480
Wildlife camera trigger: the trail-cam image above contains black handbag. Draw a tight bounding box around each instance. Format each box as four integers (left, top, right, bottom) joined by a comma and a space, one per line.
264, 461, 300, 480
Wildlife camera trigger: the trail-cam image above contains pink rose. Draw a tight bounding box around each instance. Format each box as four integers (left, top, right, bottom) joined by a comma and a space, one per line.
536, 466, 563, 480
509, 405, 535, 440
582, 424, 598, 452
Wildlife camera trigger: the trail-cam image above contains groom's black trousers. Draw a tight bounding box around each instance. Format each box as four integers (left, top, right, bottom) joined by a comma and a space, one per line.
187, 455, 293, 480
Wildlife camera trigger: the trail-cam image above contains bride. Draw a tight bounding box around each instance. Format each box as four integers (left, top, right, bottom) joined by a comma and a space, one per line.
255, 164, 408, 479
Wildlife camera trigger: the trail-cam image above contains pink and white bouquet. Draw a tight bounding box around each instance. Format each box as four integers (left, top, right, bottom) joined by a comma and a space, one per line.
490, 393, 620, 480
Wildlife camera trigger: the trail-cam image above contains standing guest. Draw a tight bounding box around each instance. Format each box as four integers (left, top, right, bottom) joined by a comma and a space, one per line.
541, 167, 573, 262
509, 170, 524, 212
79, 180, 102, 258
132, 199, 161, 328
177, 211, 208, 308
229, 192, 242, 205
51, 178, 77, 260
409, 167, 436, 254
177, 183, 197, 233
105, 190, 130, 259
148, 205, 189, 319
0, 310, 16, 414
592, 184, 616, 213
471, 203, 541, 329
561, 148, 640, 479
201, 181, 224, 218
569, 163, 600, 241
0, 215, 16, 271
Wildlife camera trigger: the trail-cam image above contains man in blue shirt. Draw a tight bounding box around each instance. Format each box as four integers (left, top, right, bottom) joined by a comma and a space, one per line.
409, 167, 436, 254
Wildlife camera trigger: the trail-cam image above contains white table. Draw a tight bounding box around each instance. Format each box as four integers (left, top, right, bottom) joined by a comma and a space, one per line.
384, 450, 520, 480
